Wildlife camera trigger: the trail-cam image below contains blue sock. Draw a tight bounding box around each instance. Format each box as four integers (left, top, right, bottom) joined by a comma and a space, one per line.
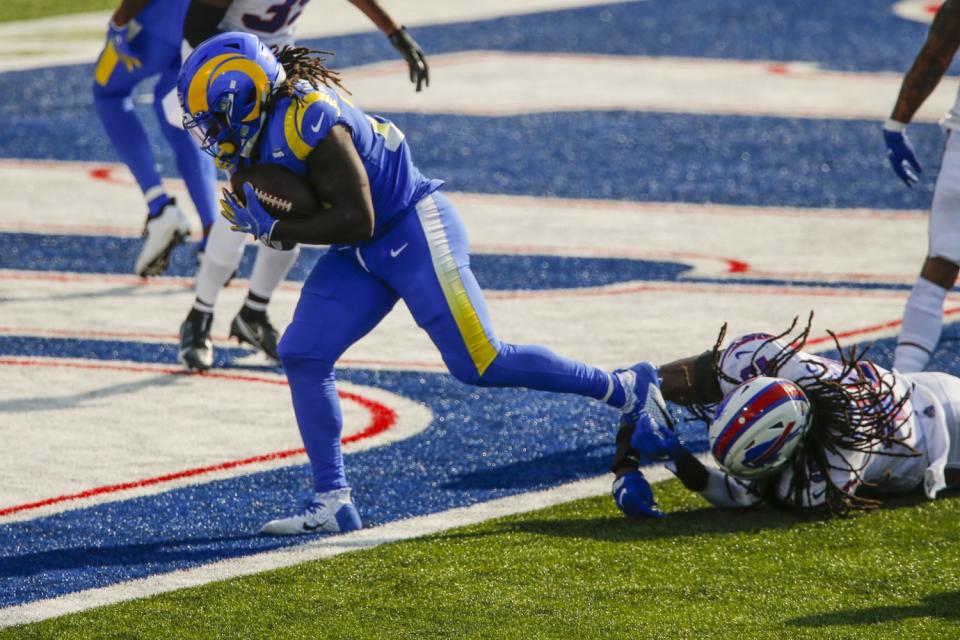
282, 356, 350, 493
147, 193, 173, 218
606, 373, 626, 408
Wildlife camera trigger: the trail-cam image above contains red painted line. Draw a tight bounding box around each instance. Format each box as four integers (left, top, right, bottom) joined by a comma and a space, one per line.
0, 222, 143, 236
0, 267, 918, 301
0, 158, 928, 222
0, 358, 397, 517
806, 305, 960, 347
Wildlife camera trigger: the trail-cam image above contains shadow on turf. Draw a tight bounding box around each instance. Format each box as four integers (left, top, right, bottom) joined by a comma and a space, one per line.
441, 487, 947, 543
0, 534, 262, 579
786, 591, 960, 627
440, 444, 611, 491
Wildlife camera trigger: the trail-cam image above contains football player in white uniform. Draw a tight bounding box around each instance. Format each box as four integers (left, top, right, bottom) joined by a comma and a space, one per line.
177, 0, 429, 370
610, 318, 960, 518
883, 0, 960, 373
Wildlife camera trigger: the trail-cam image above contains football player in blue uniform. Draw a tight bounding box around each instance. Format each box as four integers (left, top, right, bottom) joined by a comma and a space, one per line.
93, 0, 219, 277
177, 0, 430, 370
179, 33, 659, 534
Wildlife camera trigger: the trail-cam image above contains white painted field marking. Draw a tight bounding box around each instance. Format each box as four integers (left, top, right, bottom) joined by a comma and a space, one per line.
0, 359, 432, 522
343, 50, 958, 122
0, 0, 635, 72
0, 461, 685, 630
893, 0, 939, 23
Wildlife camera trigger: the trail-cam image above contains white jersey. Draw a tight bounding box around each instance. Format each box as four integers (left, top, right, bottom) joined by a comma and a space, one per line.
220, 0, 312, 48
682, 332, 955, 510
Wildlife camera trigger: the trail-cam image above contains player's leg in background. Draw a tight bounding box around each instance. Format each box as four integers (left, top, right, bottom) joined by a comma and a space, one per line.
152, 61, 218, 253
371, 192, 625, 407
179, 217, 247, 370
259, 249, 399, 535
228, 244, 302, 361
92, 30, 190, 277
896, 132, 960, 372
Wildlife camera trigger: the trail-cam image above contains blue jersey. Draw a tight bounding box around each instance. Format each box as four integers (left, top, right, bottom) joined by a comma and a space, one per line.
138, 0, 191, 46
249, 83, 443, 236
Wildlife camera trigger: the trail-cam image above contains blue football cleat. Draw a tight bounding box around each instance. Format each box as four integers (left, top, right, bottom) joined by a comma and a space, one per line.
259, 488, 363, 535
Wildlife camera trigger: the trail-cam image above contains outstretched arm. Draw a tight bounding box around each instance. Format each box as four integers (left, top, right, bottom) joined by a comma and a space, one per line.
184, 0, 232, 48
112, 0, 151, 25
891, 0, 960, 124
348, 0, 429, 91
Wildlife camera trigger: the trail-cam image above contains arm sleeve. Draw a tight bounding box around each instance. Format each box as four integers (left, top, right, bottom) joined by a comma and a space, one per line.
666, 460, 762, 508
183, 0, 228, 48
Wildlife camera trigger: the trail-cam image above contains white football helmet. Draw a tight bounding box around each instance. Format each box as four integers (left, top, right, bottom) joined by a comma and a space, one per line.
709, 376, 812, 479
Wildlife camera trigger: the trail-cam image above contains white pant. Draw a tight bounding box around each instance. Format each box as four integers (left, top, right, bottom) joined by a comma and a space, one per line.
905, 371, 960, 468
929, 131, 960, 263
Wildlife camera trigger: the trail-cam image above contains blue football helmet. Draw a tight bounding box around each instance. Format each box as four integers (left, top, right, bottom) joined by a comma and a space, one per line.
178, 32, 286, 171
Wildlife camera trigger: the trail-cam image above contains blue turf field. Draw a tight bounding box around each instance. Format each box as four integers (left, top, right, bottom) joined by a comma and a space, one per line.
1, 0, 957, 612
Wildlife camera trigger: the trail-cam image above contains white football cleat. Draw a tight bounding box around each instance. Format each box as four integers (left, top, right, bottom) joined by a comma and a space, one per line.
135, 200, 191, 277
259, 488, 363, 536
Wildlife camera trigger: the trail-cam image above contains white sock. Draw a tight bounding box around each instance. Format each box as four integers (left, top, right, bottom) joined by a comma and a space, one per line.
248, 243, 300, 300
194, 217, 246, 307
894, 276, 948, 372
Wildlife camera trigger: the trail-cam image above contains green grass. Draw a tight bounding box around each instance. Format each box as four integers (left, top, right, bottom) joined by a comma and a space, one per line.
5, 480, 959, 639
0, 1, 115, 23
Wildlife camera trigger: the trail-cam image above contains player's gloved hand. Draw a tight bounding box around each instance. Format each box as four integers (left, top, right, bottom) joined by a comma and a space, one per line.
883, 119, 922, 187
630, 412, 686, 461
388, 27, 429, 92
612, 470, 664, 518
220, 183, 277, 246
107, 19, 141, 72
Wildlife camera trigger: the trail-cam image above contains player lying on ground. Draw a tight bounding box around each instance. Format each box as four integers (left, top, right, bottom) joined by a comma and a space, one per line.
178, 0, 430, 370
610, 318, 960, 518
180, 33, 658, 535
93, 0, 219, 277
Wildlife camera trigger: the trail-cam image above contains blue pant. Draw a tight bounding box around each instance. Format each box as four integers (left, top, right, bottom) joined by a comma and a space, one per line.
278, 192, 613, 491
91, 28, 217, 228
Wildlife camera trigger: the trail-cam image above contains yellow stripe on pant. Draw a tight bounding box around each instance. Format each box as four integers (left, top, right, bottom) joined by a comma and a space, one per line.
416, 195, 498, 377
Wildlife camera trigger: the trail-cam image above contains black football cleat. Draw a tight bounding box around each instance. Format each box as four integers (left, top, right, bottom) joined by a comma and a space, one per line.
230, 307, 280, 363
179, 308, 214, 371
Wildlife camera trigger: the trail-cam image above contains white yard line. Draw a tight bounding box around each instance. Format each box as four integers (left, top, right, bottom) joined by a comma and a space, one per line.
0, 0, 635, 72
0, 462, 684, 629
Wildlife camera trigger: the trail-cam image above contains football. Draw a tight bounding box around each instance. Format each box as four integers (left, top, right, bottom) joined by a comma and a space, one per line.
229, 164, 325, 220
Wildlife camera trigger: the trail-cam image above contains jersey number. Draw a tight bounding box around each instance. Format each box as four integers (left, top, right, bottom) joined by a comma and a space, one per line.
242, 0, 310, 33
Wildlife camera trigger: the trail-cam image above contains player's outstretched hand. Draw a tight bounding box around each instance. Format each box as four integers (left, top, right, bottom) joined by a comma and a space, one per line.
883, 120, 922, 187
389, 27, 429, 92
630, 412, 686, 461
220, 184, 277, 246
108, 19, 141, 72
612, 470, 664, 518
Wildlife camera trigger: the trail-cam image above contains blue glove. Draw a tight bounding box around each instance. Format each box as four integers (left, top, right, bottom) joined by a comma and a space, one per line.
612, 470, 664, 518
107, 19, 141, 72
883, 121, 922, 187
220, 183, 277, 246
630, 412, 686, 461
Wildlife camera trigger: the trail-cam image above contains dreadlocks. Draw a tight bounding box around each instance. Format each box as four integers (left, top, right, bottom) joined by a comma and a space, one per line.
694, 313, 920, 517
269, 46, 349, 107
